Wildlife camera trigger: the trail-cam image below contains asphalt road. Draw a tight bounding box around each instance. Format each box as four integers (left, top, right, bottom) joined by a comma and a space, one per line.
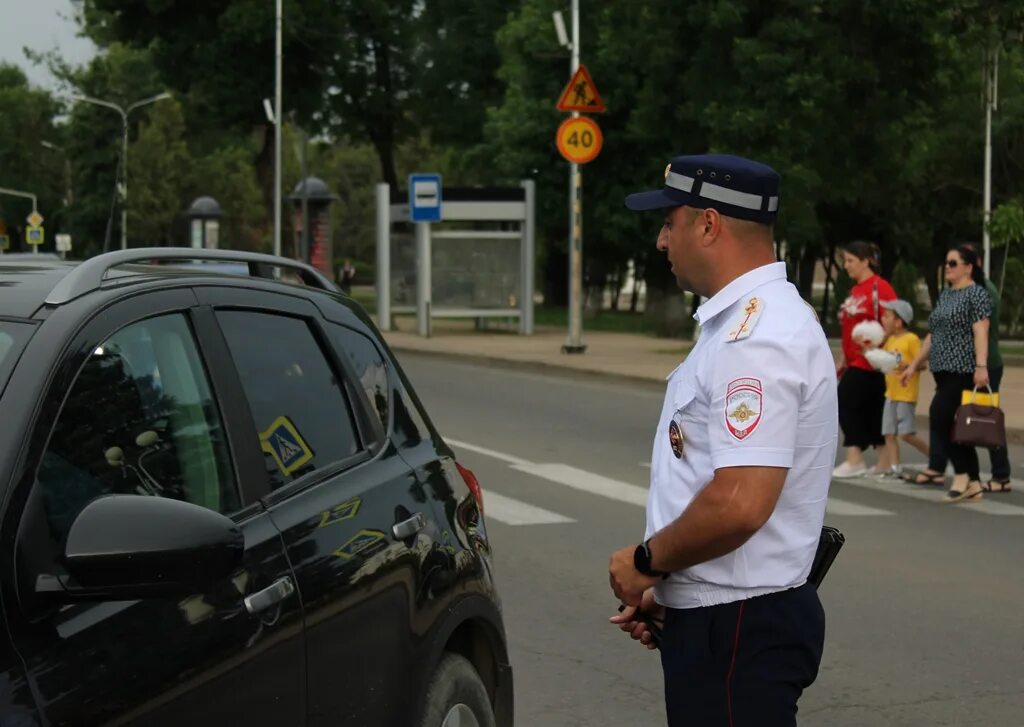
401, 353, 1024, 727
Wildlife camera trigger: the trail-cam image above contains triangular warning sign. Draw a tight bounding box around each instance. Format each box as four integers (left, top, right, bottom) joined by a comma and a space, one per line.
556, 64, 606, 113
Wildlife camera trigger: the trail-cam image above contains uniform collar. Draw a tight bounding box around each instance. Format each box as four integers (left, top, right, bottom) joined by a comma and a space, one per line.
694, 262, 787, 326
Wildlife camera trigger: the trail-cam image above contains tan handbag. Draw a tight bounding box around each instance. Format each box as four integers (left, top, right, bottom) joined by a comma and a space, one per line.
952, 387, 1006, 448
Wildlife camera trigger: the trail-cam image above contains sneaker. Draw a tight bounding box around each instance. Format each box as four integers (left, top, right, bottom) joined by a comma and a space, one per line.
832, 462, 868, 478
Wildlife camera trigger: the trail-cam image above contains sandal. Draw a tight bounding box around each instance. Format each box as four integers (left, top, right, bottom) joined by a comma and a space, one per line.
982, 479, 1013, 493
901, 470, 945, 486
943, 482, 984, 503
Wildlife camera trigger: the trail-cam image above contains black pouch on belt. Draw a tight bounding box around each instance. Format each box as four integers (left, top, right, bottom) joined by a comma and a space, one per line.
808, 525, 845, 588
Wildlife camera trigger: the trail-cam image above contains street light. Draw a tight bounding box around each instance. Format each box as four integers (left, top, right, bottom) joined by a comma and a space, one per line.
70, 91, 172, 250
40, 141, 73, 208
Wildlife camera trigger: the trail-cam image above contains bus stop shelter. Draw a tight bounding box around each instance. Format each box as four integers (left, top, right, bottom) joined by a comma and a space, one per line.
375, 181, 536, 336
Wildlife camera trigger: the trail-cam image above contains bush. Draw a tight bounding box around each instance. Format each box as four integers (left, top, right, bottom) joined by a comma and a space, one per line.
831, 269, 852, 324
891, 260, 921, 306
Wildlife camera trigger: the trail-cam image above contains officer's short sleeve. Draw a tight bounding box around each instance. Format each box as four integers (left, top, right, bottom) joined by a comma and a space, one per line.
706, 336, 803, 470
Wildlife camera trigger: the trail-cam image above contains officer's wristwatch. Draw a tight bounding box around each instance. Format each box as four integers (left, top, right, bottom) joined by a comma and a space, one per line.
634, 539, 670, 579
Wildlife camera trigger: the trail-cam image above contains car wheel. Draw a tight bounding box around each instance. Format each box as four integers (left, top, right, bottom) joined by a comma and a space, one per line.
419, 653, 496, 727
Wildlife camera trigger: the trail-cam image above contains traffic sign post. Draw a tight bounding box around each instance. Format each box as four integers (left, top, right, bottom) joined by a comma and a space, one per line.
409, 174, 442, 223
555, 64, 606, 113
56, 233, 72, 260
554, 9, 604, 354
556, 117, 603, 165
26, 226, 44, 248
409, 173, 443, 337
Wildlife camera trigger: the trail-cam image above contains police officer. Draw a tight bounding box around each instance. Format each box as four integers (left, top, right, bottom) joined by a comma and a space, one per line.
608, 154, 838, 726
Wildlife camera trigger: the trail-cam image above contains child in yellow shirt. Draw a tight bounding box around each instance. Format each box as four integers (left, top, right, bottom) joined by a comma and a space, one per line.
877, 300, 928, 476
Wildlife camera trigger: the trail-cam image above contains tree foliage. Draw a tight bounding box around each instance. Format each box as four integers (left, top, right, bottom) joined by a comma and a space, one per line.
6, 0, 1024, 335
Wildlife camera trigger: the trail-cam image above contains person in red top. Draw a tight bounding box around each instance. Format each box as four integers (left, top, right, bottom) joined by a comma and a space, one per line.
833, 241, 897, 477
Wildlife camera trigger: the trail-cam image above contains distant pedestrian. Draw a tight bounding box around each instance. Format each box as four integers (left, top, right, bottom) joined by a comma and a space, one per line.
872, 299, 928, 477
339, 258, 356, 295
610, 154, 836, 727
833, 242, 897, 478
962, 243, 1011, 492
900, 245, 991, 500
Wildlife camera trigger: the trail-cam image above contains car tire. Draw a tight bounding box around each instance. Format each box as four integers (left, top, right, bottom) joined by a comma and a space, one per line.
418, 653, 496, 727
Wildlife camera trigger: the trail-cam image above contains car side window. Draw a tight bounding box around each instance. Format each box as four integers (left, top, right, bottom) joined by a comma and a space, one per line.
37, 314, 239, 541
217, 311, 360, 489
330, 325, 389, 431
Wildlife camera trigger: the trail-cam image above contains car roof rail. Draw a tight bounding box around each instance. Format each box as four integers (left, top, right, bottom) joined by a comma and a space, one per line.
45, 247, 338, 305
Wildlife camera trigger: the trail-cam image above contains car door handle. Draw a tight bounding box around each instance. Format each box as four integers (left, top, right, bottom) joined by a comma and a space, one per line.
244, 576, 295, 615
392, 512, 426, 540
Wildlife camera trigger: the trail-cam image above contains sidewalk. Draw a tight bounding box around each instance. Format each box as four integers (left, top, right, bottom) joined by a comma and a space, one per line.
381, 319, 1024, 444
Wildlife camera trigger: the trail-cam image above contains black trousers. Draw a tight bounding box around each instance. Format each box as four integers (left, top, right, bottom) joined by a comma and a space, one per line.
837, 366, 885, 450
927, 371, 980, 480
929, 367, 1010, 480
660, 583, 825, 727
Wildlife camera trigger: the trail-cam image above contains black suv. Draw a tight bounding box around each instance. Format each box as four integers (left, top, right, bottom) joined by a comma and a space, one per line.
0, 249, 512, 727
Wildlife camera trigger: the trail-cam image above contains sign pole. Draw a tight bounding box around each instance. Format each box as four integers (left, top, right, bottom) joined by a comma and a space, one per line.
409, 174, 442, 338
564, 0, 586, 353
415, 221, 432, 337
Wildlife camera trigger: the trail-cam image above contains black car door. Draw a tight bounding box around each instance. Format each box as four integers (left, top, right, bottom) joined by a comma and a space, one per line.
0, 291, 306, 726
195, 285, 446, 727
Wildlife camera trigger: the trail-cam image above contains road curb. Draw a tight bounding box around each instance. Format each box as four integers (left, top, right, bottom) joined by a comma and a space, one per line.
388, 344, 668, 393
391, 343, 1024, 446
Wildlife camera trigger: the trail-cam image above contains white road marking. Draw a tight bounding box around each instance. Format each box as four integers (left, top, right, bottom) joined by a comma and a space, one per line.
447, 439, 531, 467
835, 476, 1024, 515
511, 463, 650, 507
482, 491, 575, 526
455, 439, 893, 516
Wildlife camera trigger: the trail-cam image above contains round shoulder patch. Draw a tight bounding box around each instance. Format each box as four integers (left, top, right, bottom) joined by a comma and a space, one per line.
725, 378, 763, 440
668, 419, 684, 459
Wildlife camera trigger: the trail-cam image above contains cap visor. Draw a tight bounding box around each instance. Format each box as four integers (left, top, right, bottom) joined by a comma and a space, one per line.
625, 189, 682, 211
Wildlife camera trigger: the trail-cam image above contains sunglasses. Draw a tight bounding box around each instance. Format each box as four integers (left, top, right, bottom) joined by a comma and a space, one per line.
945, 259, 964, 268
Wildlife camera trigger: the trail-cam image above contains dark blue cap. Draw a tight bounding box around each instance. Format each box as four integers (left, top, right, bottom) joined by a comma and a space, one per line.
625, 153, 781, 224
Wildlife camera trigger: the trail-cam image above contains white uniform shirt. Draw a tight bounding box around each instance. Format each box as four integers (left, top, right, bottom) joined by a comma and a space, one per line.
646, 262, 838, 609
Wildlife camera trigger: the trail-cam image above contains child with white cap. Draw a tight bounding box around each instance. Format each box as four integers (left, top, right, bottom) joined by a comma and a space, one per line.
872, 299, 929, 476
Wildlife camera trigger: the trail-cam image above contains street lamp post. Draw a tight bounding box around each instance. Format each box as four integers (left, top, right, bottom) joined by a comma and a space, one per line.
41, 141, 73, 208
982, 47, 998, 279
70, 92, 172, 250
274, 0, 283, 258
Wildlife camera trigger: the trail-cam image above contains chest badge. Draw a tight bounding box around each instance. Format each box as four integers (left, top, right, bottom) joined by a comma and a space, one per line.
726, 297, 765, 342
668, 419, 684, 459
725, 378, 763, 440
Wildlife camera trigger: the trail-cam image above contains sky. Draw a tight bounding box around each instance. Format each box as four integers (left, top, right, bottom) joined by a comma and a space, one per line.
0, 0, 97, 90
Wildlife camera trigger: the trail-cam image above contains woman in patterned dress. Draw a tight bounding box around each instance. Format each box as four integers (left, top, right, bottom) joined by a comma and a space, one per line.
900, 245, 991, 501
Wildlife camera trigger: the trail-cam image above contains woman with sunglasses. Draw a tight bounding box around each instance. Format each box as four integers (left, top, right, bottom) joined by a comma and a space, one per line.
900, 246, 991, 501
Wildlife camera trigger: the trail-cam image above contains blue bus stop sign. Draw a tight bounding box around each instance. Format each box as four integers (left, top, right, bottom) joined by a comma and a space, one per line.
409, 174, 442, 223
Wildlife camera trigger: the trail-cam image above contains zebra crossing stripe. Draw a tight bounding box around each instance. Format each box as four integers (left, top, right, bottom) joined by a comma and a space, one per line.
482, 491, 575, 526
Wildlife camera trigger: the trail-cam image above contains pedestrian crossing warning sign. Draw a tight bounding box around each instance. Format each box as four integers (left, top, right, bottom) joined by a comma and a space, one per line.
260, 415, 314, 475
556, 64, 606, 113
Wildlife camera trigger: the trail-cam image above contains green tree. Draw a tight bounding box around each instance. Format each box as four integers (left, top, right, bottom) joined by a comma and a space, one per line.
891, 260, 923, 309
989, 199, 1024, 296
188, 144, 266, 252
1001, 257, 1024, 336
58, 44, 168, 256
0, 64, 64, 253
128, 98, 191, 246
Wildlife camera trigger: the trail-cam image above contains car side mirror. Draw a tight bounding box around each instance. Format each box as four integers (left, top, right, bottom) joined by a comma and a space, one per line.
35, 495, 244, 603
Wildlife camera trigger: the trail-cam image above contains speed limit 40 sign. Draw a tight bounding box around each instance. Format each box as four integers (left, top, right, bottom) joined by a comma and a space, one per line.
556, 116, 603, 164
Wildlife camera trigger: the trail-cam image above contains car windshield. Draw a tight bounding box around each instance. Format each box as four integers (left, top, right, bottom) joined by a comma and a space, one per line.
0, 321, 35, 392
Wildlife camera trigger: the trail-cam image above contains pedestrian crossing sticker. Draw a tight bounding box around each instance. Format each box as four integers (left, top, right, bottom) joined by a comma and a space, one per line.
333, 529, 387, 560
260, 415, 314, 476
